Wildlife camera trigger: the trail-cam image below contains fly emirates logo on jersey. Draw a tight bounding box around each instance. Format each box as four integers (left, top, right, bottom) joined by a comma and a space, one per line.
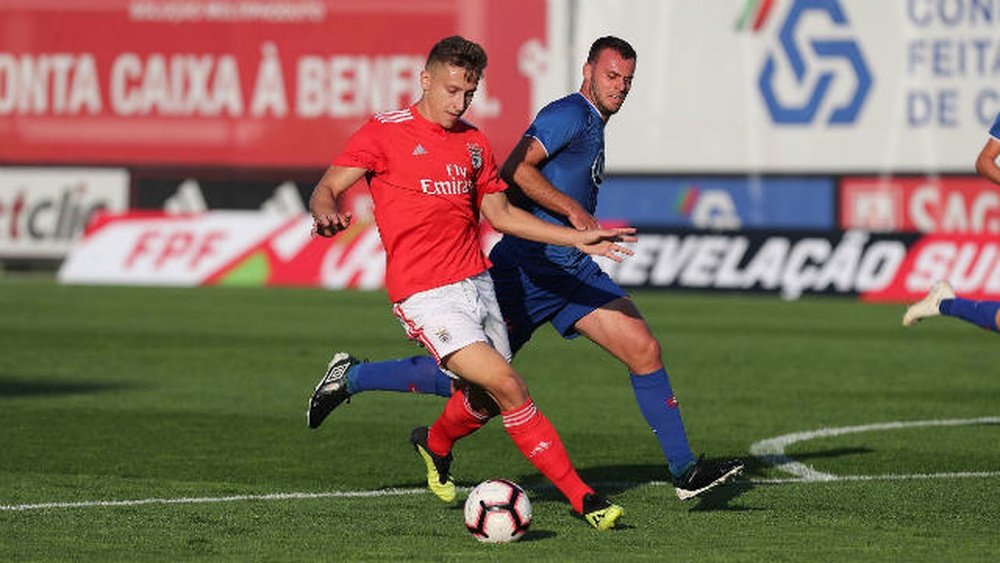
419, 163, 473, 196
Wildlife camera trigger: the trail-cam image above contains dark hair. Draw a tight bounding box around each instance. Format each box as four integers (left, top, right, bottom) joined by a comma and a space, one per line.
587, 36, 636, 64
426, 35, 488, 82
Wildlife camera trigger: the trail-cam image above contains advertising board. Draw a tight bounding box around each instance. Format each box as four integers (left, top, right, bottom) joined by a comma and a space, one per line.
0, 166, 129, 258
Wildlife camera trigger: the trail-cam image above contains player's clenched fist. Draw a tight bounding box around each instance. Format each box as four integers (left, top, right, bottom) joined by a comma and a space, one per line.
312, 212, 352, 237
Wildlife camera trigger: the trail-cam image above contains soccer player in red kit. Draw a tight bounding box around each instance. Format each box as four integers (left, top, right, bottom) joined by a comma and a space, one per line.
309, 36, 631, 530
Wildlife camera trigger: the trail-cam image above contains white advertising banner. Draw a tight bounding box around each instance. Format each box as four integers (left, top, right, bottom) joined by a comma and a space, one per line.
570, 0, 1000, 173
0, 167, 129, 258
58, 212, 298, 286
57, 209, 498, 289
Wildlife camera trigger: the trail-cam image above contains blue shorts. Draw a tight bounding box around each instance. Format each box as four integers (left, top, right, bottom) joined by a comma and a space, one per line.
488, 242, 627, 355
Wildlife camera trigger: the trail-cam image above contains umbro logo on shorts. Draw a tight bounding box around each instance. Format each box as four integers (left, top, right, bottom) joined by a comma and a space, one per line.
412, 144, 428, 156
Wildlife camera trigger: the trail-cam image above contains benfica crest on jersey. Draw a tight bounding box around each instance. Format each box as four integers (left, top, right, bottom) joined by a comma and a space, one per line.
466, 143, 483, 170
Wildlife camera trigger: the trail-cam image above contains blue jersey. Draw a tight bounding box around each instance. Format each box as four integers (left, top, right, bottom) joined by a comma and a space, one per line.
488, 92, 625, 346
495, 92, 606, 272
990, 113, 1000, 139
521, 92, 606, 223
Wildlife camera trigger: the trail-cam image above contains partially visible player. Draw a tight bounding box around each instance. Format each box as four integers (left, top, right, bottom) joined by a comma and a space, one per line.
903, 115, 1000, 332
903, 282, 1000, 332
310, 36, 743, 502
974, 112, 1000, 185
310, 35, 631, 530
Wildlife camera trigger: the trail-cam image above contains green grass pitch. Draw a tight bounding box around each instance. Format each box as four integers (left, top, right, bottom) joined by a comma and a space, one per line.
1, 280, 998, 561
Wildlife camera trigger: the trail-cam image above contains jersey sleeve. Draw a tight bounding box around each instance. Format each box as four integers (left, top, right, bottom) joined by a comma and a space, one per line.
524, 101, 586, 156
990, 113, 1000, 140
332, 119, 386, 173
472, 134, 507, 209
476, 140, 507, 195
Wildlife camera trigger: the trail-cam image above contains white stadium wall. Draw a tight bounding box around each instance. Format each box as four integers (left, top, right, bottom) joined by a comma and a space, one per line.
567, 0, 1000, 173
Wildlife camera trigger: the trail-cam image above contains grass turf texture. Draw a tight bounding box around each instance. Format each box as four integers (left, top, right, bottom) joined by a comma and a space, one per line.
1, 280, 998, 561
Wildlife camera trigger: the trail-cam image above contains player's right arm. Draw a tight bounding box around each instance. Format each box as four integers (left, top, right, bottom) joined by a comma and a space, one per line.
500, 137, 599, 230
309, 165, 367, 237
975, 137, 1000, 186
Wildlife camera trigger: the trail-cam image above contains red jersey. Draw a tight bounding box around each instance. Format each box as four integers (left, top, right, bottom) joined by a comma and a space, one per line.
333, 105, 507, 302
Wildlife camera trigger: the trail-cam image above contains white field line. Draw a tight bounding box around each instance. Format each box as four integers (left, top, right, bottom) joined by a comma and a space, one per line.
4, 472, 1000, 512
0, 488, 430, 512
749, 416, 1000, 481
4, 417, 999, 513
750, 470, 1000, 484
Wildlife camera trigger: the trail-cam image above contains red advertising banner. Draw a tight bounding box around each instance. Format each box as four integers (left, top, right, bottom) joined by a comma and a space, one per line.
841, 176, 1000, 234
0, 0, 544, 168
861, 233, 1000, 302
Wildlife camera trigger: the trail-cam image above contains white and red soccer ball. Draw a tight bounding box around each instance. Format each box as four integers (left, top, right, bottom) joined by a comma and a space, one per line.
463, 479, 532, 543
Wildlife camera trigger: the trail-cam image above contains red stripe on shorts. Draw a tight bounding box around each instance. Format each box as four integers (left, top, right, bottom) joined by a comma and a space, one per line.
392, 303, 441, 363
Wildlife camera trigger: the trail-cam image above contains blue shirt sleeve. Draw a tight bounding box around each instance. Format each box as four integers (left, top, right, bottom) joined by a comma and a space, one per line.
524, 101, 587, 157
990, 113, 1000, 140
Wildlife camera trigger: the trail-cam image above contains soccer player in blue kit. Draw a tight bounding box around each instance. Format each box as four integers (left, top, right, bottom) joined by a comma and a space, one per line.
903, 112, 1000, 333
309, 36, 744, 501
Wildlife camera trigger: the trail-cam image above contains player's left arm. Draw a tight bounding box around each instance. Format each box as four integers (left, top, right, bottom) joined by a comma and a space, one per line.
500, 137, 599, 230
975, 137, 1000, 186
480, 191, 634, 261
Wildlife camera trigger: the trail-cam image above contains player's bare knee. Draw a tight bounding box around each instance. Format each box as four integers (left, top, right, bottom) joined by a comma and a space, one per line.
486, 372, 530, 409
626, 335, 663, 375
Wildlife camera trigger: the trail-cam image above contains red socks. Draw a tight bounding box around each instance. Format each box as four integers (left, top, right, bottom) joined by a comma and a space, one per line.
426, 391, 593, 513
502, 400, 593, 513
427, 386, 489, 456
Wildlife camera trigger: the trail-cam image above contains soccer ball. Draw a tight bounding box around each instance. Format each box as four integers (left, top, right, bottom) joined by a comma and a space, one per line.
463, 479, 532, 543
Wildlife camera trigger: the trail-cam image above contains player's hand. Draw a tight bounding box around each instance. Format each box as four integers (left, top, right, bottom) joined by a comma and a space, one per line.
567, 208, 600, 231
312, 211, 353, 237
574, 227, 636, 262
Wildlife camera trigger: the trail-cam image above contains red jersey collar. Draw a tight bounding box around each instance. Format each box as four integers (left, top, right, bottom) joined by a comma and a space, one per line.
410, 103, 457, 137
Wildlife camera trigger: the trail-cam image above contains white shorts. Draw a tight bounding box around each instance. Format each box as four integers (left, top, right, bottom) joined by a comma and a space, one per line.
391, 272, 512, 376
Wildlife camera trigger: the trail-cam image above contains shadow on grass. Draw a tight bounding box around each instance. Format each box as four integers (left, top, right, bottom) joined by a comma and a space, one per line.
396, 447, 870, 513
506, 461, 755, 511
396, 451, 862, 515
688, 480, 756, 512
0, 377, 131, 397
749, 447, 873, 474
679, 446, 875, 512
519, 529, 557, 542
785, 447, 873, 462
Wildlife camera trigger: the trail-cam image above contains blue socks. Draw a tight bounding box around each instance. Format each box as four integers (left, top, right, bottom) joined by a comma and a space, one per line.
629, 369, 696, 478
348, 356, 453, 397
939, 298, 1000, 332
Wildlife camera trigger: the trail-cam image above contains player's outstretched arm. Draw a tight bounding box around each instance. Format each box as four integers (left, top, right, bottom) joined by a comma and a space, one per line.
975, 137, 1000, 186
500, 137, 599, 230
309, 165, 367, 237
480, 191, 635, 262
